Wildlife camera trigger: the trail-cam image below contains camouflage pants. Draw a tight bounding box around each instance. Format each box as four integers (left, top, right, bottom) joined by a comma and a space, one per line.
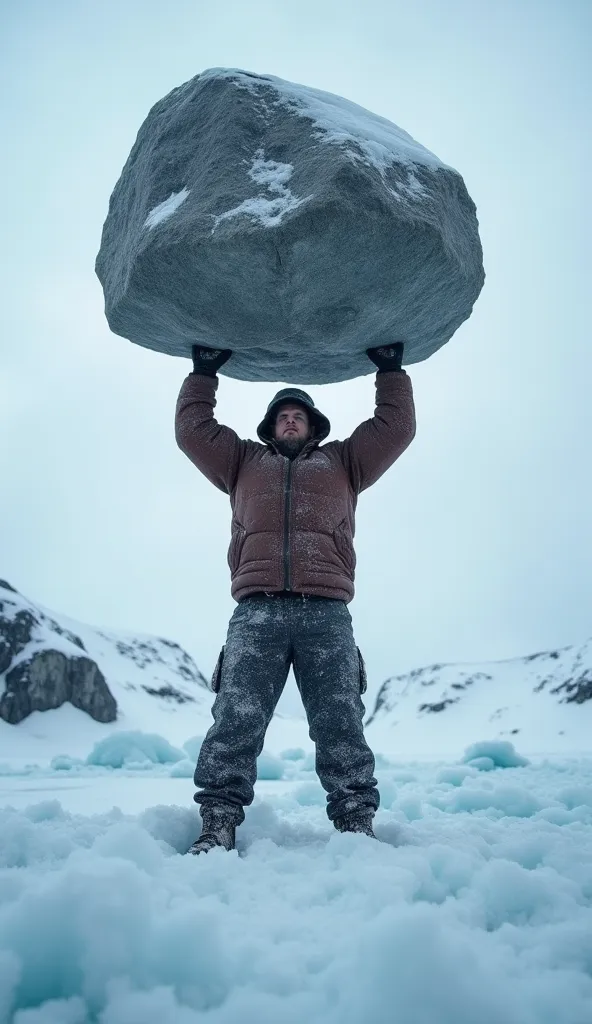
194, 594, 379, 823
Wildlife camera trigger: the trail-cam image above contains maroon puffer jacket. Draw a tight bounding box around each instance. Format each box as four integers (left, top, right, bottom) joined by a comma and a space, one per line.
175, 372, 415, 602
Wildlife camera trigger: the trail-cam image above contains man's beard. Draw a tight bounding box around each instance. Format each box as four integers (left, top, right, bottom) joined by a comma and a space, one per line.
275, 435, 309, 458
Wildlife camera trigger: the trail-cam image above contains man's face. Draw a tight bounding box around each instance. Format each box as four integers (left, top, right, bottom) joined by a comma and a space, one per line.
273, 404, 311, 443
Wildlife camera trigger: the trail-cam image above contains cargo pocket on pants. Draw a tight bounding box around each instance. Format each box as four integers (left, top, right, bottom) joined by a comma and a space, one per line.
211, 646, 225, 693
356, 647, 367, 695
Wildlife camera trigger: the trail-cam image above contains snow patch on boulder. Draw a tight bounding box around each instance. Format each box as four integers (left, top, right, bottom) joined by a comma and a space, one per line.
144, 187, 190, 229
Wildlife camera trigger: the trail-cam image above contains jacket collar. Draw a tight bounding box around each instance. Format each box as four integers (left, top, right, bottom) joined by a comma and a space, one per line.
266, 436, 320, 459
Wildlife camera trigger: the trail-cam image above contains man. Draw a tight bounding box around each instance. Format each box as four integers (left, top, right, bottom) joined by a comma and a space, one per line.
175, 343, 416, 854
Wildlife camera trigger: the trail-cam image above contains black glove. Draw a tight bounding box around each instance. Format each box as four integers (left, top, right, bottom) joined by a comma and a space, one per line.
366, 343, 405, 374
191, 345, 232, 378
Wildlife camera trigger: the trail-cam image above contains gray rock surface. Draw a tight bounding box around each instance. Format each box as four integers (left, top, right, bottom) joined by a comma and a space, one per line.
1, 650, 117, 725
96, 68, 484, 384
0, 581, 117, 725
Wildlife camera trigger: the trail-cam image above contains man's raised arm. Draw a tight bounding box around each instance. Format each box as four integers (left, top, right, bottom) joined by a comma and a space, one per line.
332, 344, 416, 493
175, 346, 249, 495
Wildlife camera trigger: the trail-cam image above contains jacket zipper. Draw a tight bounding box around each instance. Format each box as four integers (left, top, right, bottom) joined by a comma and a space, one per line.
283, 458, 293, 590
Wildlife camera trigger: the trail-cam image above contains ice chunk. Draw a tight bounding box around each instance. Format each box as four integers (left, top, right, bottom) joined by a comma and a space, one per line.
280, 747, 307, 761
181, 736, 204, 762
50, 755, 85, 771
257, 750, 284, 780
465, 756, 496, 772
169, 759, 194, 778
462, 741, 530, 769
436, 765, 476, 786
86, 731, 184, 768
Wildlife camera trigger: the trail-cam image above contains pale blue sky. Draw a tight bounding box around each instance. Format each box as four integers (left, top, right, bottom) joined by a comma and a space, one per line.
1, 0, 591, 709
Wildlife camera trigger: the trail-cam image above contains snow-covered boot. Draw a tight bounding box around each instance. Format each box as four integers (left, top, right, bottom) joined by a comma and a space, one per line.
334, 811, 377, 838
188, 803, 238, 855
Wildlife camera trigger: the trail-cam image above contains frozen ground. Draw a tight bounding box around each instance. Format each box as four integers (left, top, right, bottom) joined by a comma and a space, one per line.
1, 745, 591, 1023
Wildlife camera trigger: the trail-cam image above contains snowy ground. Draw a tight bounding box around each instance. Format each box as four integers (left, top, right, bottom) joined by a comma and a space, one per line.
1, 747, 592, 1023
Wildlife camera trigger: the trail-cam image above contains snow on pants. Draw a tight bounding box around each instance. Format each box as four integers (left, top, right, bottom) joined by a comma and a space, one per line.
194, 593, 379, 823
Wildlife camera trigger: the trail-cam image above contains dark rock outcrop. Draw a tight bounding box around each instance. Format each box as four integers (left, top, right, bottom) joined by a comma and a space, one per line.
1, 650, 116, 724
0, 580, 117, 725
96, 68, 484, 384
0, 607, 36, 675
552, 675, 592, 705
418, 698, 459, 714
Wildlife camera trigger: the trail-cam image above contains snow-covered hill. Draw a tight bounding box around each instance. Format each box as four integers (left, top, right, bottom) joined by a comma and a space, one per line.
3, 580, 591, 764
0, 581, 213, 763
366, 639, 592, 757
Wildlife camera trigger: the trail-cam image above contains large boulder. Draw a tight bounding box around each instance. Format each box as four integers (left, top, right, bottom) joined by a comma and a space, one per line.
96, 68, 484, 384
